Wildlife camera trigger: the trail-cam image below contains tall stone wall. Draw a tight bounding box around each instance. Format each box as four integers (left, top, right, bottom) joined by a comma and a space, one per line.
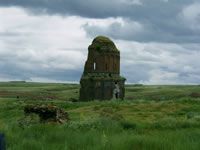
80, 79, 125, 101
84, 51, 120, 74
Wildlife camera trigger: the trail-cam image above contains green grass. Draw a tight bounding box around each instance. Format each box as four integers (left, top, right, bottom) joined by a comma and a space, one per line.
1, 82, 200, 149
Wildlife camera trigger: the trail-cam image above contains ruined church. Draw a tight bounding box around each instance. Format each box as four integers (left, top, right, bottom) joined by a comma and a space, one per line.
79, 36, 126, 101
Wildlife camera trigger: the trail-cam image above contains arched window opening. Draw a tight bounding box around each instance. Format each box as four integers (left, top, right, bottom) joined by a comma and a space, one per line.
94, 62, 96, 71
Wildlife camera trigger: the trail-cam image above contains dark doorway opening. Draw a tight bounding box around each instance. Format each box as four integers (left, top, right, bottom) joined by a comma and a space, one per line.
115, 93, 118, 99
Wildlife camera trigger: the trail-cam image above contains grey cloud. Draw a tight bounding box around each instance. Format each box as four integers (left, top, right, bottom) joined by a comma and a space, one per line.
0, 60, 83, 82
121, 63, 151, 83
1, 0, 200, 43
1, 1, 200, 84
0, 31, 21, 37
117, 41, 200, 84
0, 0, 195, 18
0, 52, 84, 82
0, 0, 129, 18
83, 18, 200, 43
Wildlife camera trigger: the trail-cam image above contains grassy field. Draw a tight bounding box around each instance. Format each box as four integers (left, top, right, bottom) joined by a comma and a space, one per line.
1, 82, 200, 150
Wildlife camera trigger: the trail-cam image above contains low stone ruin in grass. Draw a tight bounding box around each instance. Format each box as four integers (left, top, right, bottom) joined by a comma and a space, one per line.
24, 104, 70, 123
189, 92, 200, 98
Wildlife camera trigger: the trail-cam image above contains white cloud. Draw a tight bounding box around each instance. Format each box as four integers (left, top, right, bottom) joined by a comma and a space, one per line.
180, 2, 200, 30
0, 77, 22, 82
161, 0, 169, 2
0, 7, 90, 72
84, 18, 144, 40
118, 40, 200, 84
120, 0, 142, 5
139, 69, 179, 85
29, 77, 78, 83
0, 6, 200, 85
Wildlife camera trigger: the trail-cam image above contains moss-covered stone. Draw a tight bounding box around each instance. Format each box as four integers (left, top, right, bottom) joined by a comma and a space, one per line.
81, 73, 126, 81
89, 36, 119, 53
24, 104, 70, 123
94, 36, 111, 41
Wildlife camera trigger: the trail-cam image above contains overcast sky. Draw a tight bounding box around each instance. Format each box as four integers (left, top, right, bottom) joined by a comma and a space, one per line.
0, 0, 200, 84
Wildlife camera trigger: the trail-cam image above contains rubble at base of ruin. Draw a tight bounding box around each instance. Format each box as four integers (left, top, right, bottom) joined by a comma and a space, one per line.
79, 36, 126, 101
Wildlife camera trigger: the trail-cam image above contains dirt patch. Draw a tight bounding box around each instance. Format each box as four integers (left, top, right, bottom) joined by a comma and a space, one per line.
0, 90, 59, 100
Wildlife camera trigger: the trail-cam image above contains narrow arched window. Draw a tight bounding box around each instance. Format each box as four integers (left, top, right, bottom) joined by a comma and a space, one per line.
94, 62, 96, 70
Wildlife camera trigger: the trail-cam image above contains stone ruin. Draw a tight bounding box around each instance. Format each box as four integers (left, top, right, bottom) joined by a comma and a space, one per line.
79, 36, 126, 101
24, 104, 70, 123
189, 92, 200, 98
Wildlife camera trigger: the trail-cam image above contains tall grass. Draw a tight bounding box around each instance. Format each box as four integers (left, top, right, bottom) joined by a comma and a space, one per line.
3, 119, 200, 150
1, 83, 200, 149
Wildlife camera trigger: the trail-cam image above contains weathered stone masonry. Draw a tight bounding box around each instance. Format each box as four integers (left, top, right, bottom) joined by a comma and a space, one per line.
79, 36, 126, 101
